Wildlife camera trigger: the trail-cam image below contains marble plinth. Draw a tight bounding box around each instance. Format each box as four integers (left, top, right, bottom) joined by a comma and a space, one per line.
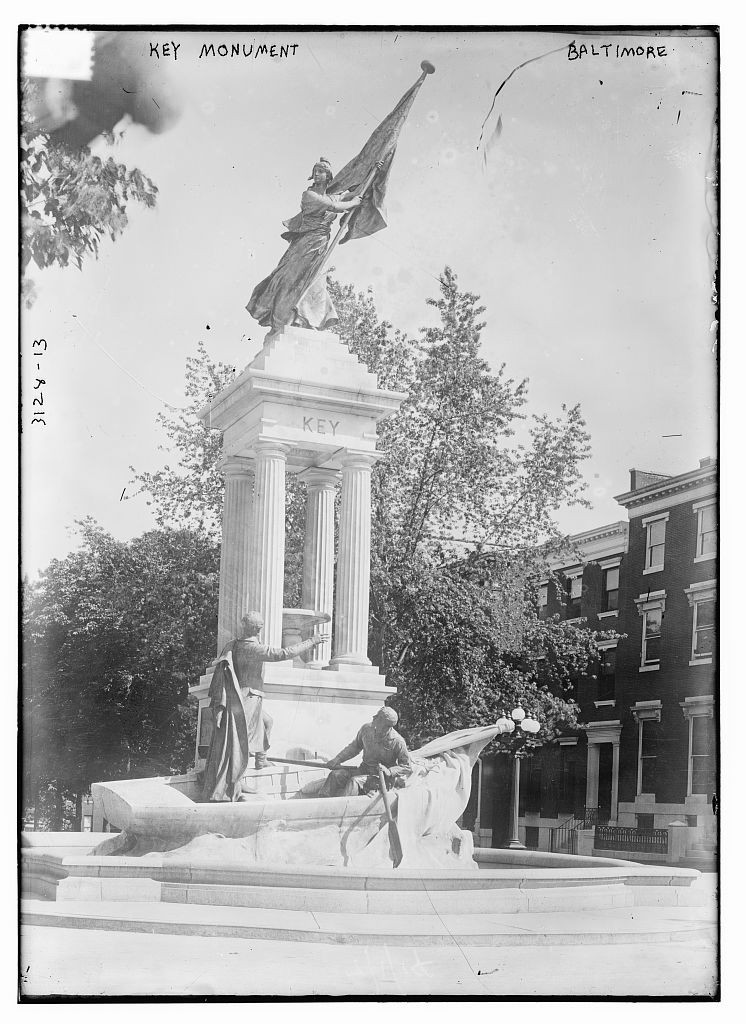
190, 661, 393, 765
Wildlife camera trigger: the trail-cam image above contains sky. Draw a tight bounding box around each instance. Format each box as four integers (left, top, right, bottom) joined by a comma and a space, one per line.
21, 27, 718, 576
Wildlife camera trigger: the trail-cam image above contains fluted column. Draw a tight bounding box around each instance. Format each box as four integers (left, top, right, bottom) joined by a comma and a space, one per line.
331, 452, 374, 668
302, 469, 340, 667
216, 457, 255, 657
247, 441, 288, 647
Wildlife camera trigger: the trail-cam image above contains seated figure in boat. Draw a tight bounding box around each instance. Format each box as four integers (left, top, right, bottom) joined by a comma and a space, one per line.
318, 706, 412, 798
202, 611, 326, 801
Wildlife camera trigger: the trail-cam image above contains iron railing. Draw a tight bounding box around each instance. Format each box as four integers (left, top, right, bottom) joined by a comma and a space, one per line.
548, 810, 587, 854
581, 806, 607, 827
594, 825, 669, 854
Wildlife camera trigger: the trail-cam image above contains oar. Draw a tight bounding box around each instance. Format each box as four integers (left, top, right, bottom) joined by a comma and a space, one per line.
267, 756, 331, 770
378, 766, 403, 868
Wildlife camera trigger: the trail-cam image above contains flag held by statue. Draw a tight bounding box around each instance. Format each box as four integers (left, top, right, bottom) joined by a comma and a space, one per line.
330, 61, 435, 243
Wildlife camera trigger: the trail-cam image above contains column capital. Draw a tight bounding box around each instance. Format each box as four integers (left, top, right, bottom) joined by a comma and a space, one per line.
218, 455, 255, 478
255, 440, 290, 461
339, 449, 380, 470
300, 467, 342, 490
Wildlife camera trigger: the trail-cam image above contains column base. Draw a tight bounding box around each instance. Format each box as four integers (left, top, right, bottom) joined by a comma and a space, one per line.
326, 658, 379, 674
504, 840, 527, 851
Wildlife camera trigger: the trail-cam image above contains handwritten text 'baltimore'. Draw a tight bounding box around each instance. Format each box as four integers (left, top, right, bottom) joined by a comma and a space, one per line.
568, 41, 668, 61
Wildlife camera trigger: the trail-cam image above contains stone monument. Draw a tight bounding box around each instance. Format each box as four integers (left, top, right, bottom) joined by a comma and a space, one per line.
189, 324, 407, 766
189, 63, 438, 773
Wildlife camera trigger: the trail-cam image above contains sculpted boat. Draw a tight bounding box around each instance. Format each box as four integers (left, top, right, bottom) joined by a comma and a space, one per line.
91, 724, 504, 869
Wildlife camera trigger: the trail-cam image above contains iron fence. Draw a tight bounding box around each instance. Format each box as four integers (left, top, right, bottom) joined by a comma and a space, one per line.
594, 825, 669, 854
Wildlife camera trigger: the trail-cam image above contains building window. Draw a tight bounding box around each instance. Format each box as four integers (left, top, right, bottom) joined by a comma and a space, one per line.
566, 574, 582, 618
692, 598, 715, 661
557, 744, 579, 814
685, 581, 716, 666
694, 501, 717, 562
635, 591, 666, 671
690, 715, 716, 797
82, 815, 92, 832
642, 606, 662, 666
602, 566, 619, 612
637, 718, 662, 795
644, 517, 667, 572
681, 697, 716, 798
537, 582, 548, 617
598, 647, 616, 700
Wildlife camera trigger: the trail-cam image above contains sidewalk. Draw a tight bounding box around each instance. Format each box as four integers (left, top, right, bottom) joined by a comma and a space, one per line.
19, 876, 718, 998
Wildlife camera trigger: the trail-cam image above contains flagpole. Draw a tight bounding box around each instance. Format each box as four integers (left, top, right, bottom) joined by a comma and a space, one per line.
295, 60, 435, 315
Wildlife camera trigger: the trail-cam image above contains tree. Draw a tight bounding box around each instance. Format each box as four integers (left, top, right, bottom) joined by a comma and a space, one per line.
22, 521, 219, 829
20, 81, 159, 307
131, 269, 612, 751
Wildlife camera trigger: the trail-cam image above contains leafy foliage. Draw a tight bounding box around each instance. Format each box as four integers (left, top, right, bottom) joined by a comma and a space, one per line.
22, 521, 219, 828
20, 81, 159, 303
130, 269, 609, 753
21, 135, 158, 273
131, 342, 235, 537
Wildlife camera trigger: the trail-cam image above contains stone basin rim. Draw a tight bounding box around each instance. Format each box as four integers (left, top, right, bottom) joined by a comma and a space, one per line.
22, 848, 699, 889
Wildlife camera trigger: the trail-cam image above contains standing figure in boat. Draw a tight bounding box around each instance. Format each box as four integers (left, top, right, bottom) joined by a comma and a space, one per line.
202, 611, 326, 801
246, 158, 363, 333
319, 706, 412, 798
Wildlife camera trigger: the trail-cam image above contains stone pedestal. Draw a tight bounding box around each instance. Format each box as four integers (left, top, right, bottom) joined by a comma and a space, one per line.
668, 821, 689, 864
281, 608, 330, 667
191, 661, 393, 763
192, 326, 407, 764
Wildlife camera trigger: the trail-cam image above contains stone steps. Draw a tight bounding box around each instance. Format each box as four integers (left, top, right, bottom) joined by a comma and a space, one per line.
43, 876, 635, 915
680, 854, 717, 871
20, 898, 716, 948
689, 843, 716, 854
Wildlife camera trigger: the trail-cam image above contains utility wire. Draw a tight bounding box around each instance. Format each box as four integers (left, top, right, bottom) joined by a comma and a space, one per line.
67, 313, 191, 412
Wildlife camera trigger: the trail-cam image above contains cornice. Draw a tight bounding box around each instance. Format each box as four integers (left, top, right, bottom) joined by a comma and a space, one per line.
615, 465, 717, 511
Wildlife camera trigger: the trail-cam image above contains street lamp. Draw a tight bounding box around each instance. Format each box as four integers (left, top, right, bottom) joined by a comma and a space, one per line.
496, 707, 541, 850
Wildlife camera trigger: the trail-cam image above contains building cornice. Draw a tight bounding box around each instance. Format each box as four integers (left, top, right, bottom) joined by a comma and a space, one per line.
614, 465, 716, 513
548, 521, 629, 570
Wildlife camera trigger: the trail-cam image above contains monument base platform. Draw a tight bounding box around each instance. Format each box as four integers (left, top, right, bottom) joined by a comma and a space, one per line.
21, 831, 711, 949
190, 661, 394, 764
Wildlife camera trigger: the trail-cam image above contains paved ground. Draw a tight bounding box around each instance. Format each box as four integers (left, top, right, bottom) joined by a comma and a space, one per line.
19, 876, 718, 999
20, 925, 718, 998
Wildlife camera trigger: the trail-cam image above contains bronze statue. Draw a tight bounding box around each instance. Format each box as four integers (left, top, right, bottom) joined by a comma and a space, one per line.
246, 62, 435, 335
201, 611, 326, 801
318, 706, 412, 798
246, 158, 362, 332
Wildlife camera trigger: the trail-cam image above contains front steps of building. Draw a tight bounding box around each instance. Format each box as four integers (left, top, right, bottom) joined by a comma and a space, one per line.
680, 837, 717, 871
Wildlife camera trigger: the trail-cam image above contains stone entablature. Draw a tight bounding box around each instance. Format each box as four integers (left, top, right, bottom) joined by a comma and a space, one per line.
200, 326, 406, 475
